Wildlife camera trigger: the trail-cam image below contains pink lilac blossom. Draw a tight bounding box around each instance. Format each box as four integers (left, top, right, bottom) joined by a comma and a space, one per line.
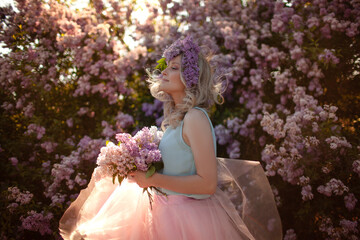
352, 160, 360, 177
325, 136, 352, 150
101, 121, 116, 138
44, 83, 51, 91
260, 112, 285, 140
142, 100, 163, 127
271, 16, 286, 33
259, 44, 285, 68
317, 178, 349, 197
7, 187, 33, 205
7, 203, 19, 213
24, 124, 46, 140
320, 24, 332, 39
40, 141, 58, 153
312, 122, 319, 133
42, 161, 51, 174
290, 45, 303, 61
227, 140, 241, 159
77, 107, 90, 116
74, 174, 87, 186
227, 117, 242, 134
295, 58, 310, 74
318, 49, 340, 65
301, 185, 314, 201
283, 229, 297, 240
260, 90, 347, 189
20, 210, 53, 236
94, 141, 134, 180
46, 136, 105, 198
214, 125, 232, 145
79, 137, 105, 161
50, 193, 66, 207
23, 103, 35, 117
114, 112, 134, 130
303, 136, 320, 148
1, 101, 14, 111
272, 186, 281, 207
95, 126, 163, 180
344, 193, 357, 211
66, 118, 73, 128
291, 14, 303, 29
346, 22, 359, 37
339, 219, 358, 236
307, 63, 324, 80
214, 118, 244, 157
142, 100, 163, 118
319, 217, 336, 238
220, 26, 240, 50
9, 157, 18, 166
293, 32, 304, 45
15, 96, 25, 109
298, 176, 310, 186
272, 70, 295, 94
307, 17, 320, 29
321, 166, 331, 174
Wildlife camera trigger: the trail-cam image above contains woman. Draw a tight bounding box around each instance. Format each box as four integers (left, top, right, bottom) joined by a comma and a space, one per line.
59, 36, 282, 240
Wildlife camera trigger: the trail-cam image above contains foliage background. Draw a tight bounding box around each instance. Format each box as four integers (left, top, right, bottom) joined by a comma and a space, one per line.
0, 0, 359, 239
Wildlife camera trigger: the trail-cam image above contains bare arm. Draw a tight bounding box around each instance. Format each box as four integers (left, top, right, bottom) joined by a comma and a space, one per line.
130, 109, 217, 195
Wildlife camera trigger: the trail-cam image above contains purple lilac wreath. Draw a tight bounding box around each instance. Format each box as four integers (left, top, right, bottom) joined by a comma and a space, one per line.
160, 35, 200, 88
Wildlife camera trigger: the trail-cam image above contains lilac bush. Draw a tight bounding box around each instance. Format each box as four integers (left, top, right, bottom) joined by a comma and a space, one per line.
0, 0, 141, 238
1, 0, 359, 239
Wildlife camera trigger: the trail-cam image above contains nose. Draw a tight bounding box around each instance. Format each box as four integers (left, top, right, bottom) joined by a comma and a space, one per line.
161, 68, 168, 76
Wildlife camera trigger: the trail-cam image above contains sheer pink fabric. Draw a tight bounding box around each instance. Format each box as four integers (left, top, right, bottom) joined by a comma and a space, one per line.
59, 158, 282, 240
216, 158, 282, 240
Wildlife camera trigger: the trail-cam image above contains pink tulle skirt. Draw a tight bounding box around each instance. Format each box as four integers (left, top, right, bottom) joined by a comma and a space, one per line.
61, 178, 249, 240
60, 158, 283, 240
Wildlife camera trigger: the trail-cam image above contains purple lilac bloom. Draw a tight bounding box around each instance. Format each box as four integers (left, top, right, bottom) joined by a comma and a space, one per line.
96, 126, 163, 180
344, 193, 357, 211
20, 211, 53, 236
163, 35, 200, 88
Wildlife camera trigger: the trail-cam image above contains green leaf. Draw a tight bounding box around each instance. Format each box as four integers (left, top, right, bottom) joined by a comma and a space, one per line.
155, 57, 167, 71
153, 161, 164, 170
106, 140, 110, 146
146, 165, 156, 178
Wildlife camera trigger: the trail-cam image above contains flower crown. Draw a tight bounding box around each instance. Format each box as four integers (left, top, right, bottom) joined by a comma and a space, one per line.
156, 35, 200, 88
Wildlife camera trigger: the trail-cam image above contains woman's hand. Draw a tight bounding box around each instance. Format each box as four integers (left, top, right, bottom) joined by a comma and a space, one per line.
128, 171, 154, 188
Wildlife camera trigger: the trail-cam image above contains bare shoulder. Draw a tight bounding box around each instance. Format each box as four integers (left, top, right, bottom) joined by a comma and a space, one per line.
183, 108, 210, 129
183, 108, 214, 153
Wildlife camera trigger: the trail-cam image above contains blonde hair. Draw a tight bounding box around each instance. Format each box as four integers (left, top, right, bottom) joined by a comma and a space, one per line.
147, 52, 224, 130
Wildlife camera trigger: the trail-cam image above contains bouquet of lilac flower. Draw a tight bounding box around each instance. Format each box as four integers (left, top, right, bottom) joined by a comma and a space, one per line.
94, 126, 165, 206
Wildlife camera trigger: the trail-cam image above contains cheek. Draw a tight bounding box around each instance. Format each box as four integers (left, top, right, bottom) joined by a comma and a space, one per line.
173, 74, 184, 87
175, 79, 185, 90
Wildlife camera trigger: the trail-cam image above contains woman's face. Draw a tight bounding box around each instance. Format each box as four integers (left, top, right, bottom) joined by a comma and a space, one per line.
159, 55, 186, 98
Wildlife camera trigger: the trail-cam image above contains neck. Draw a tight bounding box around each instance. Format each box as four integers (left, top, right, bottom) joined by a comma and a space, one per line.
171, 92, 186, 106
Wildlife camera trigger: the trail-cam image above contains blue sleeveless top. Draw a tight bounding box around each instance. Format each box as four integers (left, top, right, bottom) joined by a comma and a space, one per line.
158, 107, 217, 199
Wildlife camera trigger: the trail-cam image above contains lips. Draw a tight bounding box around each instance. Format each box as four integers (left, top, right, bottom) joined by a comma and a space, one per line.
157, 74, 168, 81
